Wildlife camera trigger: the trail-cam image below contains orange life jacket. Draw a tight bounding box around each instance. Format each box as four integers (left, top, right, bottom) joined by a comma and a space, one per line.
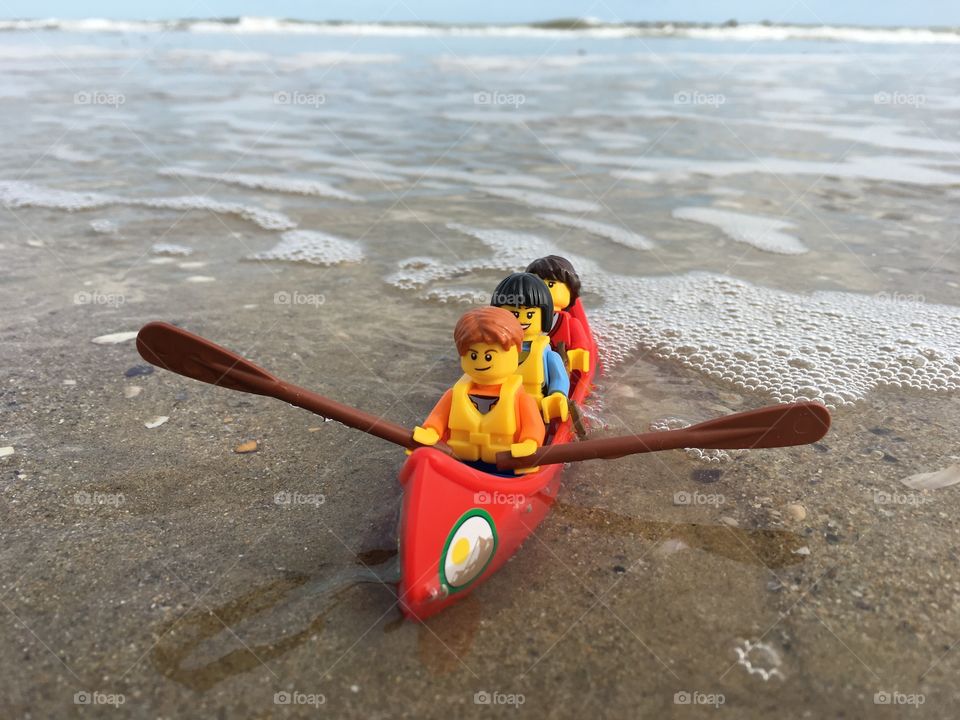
447, 374, 523, 464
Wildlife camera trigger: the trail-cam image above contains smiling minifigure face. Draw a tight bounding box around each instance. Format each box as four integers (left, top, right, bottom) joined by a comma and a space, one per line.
543, 279, 572, 312
502, 306, 542, 340
460, 343, 519, 384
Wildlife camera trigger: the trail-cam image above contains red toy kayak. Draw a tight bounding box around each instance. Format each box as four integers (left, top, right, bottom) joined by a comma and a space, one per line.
397, 331, 597, 620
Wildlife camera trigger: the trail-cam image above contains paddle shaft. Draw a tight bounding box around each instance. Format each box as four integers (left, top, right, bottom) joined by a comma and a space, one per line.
496, 402, 831, 470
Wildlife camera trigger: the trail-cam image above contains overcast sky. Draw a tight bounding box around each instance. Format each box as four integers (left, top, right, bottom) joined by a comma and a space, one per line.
1, 0, 958, 27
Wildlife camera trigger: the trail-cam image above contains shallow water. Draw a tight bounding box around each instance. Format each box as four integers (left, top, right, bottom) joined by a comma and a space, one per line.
1, 27, 959, 719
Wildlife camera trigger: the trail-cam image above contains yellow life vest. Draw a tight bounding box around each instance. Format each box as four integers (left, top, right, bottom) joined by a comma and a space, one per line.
516, 335, 551, 402
447, 374, 523, 464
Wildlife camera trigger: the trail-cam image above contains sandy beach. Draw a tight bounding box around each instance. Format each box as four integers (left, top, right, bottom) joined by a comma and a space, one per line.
1, 20, 960, 718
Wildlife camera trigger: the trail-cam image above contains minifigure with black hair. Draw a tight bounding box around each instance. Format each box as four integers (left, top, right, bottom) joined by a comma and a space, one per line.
491, 272, 570, 423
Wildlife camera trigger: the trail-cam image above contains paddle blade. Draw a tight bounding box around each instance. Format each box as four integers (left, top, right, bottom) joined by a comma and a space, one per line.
497, 401, 832, 469
685, 402, 831, 449
136, 321, 281, 396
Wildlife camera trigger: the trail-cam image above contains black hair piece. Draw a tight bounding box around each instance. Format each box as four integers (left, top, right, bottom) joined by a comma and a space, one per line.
490, 272, 554, 333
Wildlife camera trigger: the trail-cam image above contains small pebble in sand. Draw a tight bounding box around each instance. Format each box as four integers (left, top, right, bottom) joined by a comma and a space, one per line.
145, 416, 169, 429
125, 365, 154, 378
0, 446, 14, 459
63, 379, 76, 386
792, 546, 811, 556
124, 386, 142, 399
92, 331, 138, 345
720, 516, 739, 527
785, 504, 807, 522
307, 426, 322, 433
185, 275, 216, 283
234, 440, 259, 453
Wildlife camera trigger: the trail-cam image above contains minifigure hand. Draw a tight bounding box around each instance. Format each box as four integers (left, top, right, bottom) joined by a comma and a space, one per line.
566, 348, 590, 373
510, 438, 538, 458
412, 426, 440, 446
541, 393, 569, 423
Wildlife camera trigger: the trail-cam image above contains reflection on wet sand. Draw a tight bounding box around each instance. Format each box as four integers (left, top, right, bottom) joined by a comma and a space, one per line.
554, 502, 807, 569
150, 505, 804, 690
151, 555, 399, 691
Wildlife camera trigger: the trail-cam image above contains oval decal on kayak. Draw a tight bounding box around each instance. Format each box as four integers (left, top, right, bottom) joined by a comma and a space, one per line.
440, 509, 498, 592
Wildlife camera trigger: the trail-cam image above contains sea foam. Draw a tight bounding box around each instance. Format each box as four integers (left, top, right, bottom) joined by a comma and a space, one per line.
159, 167, 362, 202
537, 213, 654, 250
482, 188, 600, 213
672, 207, 808, 255
250, 230, 364, 266
389, 224, 960, 407
0, 180, 295, 231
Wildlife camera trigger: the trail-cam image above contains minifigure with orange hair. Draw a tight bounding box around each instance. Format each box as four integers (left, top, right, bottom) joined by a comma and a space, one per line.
412, 306, 545, 472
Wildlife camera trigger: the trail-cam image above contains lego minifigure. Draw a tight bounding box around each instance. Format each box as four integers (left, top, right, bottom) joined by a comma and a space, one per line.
412, 306, 545, 471
490, 272, 570, 423
525, 255, 591, 373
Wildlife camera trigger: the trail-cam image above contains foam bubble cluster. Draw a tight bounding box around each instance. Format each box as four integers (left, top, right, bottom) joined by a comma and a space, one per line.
0, 180, 295, 231
672, 207, 807, 255
649, 417, 741, 463
597, 272, 960, 407
482, 187, 600, 213
159, 167, 362, 202
538, 213, 654, 250
388, 225, 960, 407
250, 230, 363, 266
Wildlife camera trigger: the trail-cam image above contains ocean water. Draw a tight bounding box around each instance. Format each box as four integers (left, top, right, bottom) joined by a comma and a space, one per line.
1, 22, 959, 719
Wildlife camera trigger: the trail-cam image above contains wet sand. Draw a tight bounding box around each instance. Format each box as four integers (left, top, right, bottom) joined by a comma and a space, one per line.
2, 28, 960, 719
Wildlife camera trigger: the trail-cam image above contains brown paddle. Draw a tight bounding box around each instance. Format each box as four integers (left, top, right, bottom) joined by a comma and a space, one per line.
135, 321, 452, 455
136, 321, 830, 469
495, 402, 831, 470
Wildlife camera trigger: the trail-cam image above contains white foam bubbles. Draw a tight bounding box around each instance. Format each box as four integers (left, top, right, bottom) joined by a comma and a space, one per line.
388, 225, 960, 408
538, 213, 654, 250
159, 167, 362, 202
672, 207, 808, 255
250, 230, 364, 266
151, 243, 193, 256
599, 272, 960, 407
0, 180, 295, 231
560, 150, 960, 187
482, 188, 600, 213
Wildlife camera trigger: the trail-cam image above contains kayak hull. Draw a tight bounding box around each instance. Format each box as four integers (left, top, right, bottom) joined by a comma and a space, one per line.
397, 343, 595, 620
